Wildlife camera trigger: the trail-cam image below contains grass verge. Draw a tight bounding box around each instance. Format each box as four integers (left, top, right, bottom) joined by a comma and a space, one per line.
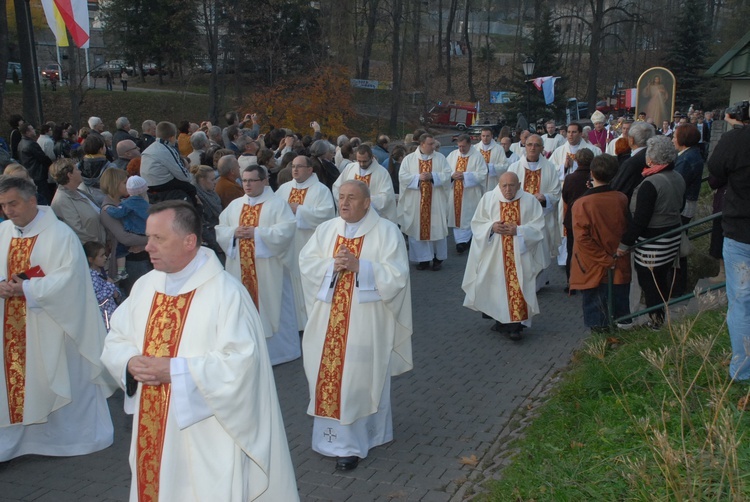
482, 304, 750, 501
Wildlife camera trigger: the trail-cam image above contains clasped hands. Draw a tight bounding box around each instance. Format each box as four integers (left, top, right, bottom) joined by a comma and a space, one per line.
334, 246, 359, 273
128, 355, 171, 386
492, 221, 517, 236
0, 276, 25, 299
234, 226, 255, 239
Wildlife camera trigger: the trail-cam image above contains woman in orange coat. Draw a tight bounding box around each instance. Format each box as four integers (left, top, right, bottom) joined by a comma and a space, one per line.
569, 154, 632, 331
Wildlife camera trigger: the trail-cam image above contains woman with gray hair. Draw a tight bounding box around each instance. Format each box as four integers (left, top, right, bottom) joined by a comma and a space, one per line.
617, 135, 685, 329
309, 139, 339, 189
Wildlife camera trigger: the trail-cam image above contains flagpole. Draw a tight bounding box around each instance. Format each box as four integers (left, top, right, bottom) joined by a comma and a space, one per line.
56, 43, 63, 84
85, 48, 91, 88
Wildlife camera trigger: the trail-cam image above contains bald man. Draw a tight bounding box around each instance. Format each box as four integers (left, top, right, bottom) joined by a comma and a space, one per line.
462, 172, 546, 340
114, 139, 141, 170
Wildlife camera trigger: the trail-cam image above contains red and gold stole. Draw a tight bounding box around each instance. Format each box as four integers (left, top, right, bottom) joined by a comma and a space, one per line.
239, 204, 262, 309
418, 159, 432, 240
3, 236, 38, 424
314, 235, 365, 419
500, 200, 528, 322
136, 291, 196, 502
453, 156, 469, 225
354, 173, 372, 186
523, 168, 541, 196
479, 149, 491, 164
288, 187, 308, 205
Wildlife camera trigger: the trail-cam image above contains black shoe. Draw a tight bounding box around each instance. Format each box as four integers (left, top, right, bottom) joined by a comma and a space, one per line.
456, 242, 467, 254
509, 330, 522, 341
481, 312, 492, 319
335, 456, 359, 471
416, 261, 430, 270
431, 259, 443, 271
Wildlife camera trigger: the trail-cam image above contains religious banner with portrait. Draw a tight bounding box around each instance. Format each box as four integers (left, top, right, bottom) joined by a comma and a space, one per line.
635, 67, 676, 126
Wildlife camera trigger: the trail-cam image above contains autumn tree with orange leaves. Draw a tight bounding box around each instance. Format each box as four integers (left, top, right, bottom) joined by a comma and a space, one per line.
242, 65, 355, 137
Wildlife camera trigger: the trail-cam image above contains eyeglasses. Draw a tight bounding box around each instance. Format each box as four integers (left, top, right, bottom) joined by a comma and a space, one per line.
242, 178, 263, 183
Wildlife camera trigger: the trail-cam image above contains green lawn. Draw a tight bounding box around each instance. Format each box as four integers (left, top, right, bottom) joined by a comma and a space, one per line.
482, 309, 750, 500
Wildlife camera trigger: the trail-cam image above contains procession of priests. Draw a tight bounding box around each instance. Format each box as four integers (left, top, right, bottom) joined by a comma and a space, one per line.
0, 117, 634, 493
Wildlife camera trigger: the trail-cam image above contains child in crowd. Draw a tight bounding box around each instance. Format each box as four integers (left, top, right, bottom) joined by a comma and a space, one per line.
105, 175, 149, 280
84, 241, 120, 331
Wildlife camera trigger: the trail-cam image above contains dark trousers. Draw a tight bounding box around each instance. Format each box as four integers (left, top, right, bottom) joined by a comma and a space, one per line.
635, 261, 675, 323
581, 283, 630, 328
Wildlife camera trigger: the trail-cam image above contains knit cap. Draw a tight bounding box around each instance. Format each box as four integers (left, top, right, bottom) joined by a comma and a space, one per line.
126, 175, 148, 196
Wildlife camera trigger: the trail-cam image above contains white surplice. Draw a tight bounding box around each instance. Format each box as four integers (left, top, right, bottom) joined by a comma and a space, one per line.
462, 189, 546, 324
446, 148, 488, 232
276, 174, 335, 331
0, 207, 114, 461
473, 140, 513, 192
299, 209, 412, 457
397, 148, 452, 242
216, 187, 300, 365
508, 156, 562, 265
332, 160, 397, 223
101, 248, 299, 502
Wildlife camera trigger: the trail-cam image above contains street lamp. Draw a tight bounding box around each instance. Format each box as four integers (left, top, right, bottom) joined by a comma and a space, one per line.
522, 57, 535, 127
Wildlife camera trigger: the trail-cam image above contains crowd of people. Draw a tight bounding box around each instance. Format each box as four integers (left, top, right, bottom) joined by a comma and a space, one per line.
0, 100, 747, 497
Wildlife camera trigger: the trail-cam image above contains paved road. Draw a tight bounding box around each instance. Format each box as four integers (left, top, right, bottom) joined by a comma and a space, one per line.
0, 242, 588, 501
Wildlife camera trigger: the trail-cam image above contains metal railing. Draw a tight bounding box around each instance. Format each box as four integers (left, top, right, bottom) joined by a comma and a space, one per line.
607, 212, 723, 328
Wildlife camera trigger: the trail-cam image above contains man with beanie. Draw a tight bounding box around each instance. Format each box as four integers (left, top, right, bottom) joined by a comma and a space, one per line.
104, 176, 150, 280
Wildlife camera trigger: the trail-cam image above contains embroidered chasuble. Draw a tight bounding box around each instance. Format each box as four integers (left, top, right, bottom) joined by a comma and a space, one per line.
288, 188, 308, 205
453, 156, 469, 225
523, 168, 541, 195
239, 204, 263, 308
354, 173, 372, 186
418, 159, 432, 240
480, 149, 491, 164
500, 201, 528, 321
314, 235, 365, 420
136, 291, 196, 502
3, 236, 38, 424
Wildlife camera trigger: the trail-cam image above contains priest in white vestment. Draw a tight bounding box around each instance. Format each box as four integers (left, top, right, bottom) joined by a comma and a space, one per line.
216, 165, 300, 365
509, 130, 530, 158
102, 201, 298, 502
397, 133, 452, 271
300, 180, 413, 471
276, 156, 336, 331
508, 135, 562, 289
0, 176, 114, 461
473, 127, 508, 192
447, 134, 487, 253
541, 120, 565, 158
333, 144, 397, 223
462, 172, 546, 340
549, 123, 602, 266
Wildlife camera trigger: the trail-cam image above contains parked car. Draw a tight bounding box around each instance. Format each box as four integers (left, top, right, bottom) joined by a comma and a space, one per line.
41, 63, 60, 81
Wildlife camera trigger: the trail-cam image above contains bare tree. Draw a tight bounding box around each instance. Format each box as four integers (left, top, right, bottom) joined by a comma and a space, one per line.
0, 0, 8, 122
359, 0, 380, 79
389, 0, 404, 134
13, 0, 43, 125
557, 0, 636, 106
463, 0, 476, 101
445, 0, 459, 94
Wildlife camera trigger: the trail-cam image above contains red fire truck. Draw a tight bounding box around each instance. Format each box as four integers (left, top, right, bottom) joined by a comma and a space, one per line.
420, 101, 479, 130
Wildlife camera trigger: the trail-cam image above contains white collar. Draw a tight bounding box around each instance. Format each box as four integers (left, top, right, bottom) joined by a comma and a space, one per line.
164, 251, 207, 296
15, 207, 45, 237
